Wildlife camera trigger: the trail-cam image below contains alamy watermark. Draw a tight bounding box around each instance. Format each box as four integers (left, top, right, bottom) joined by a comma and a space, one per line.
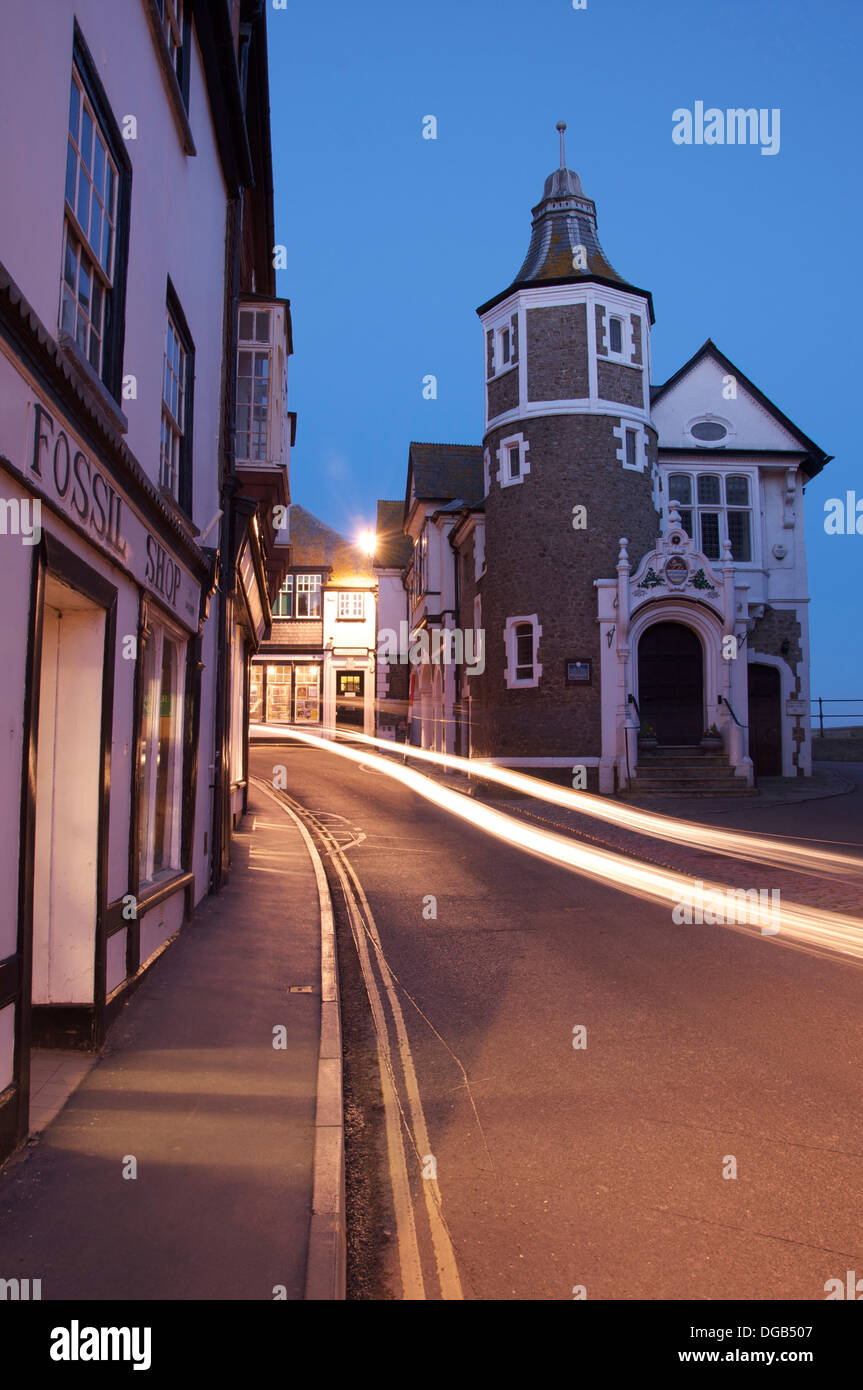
0, 497, 41, 545
672, 881, 781, 935
377, 622, 485, 675
672, 103, 780, 156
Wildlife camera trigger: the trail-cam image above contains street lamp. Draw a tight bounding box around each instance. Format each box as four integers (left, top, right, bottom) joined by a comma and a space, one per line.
358, 529, 376, 557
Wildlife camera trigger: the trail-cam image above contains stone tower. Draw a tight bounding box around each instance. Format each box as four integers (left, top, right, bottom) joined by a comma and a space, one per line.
471, 125, 660, 783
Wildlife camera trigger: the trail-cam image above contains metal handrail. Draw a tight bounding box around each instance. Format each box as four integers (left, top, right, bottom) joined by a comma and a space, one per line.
718, 694, 746, 729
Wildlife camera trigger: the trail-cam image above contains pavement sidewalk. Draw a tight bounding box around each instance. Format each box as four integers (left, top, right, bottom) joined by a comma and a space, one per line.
0, 786, 343, 1301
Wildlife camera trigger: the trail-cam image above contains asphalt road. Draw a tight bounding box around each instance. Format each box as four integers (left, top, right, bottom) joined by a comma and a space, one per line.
251, 742, 863, 1302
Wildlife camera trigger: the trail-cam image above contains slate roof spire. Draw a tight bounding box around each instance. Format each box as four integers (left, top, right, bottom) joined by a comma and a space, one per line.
511, 121, 624, 286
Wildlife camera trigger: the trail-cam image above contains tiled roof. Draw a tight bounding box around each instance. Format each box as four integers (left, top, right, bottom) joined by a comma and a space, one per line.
374, 499, 413, 569
512, 164, 624, 286
287, 504, 374, 581
408, 442, 484, 507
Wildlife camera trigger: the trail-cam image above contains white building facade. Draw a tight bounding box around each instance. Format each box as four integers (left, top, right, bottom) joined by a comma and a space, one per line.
0, 1, 287, 1163
384, 131, 830, 795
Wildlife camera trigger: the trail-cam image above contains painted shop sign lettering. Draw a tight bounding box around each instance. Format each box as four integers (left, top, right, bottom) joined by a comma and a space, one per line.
32, 403, 127, 558
144, 535, 181, 606
0, 359, 200, 629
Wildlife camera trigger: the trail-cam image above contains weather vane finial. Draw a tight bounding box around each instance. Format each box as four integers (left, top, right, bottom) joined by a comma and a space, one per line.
556, 120, 567, 169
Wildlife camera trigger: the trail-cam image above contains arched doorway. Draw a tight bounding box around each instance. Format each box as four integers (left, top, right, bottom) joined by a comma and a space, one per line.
638, 621, 703, 745
748, 663, 782, 775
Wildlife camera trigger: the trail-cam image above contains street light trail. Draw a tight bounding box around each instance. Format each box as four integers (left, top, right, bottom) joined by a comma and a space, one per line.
257, 727, 863, 967
255, 724, 863, 885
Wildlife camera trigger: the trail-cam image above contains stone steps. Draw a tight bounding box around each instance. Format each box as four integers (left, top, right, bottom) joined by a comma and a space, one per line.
626, 745, 756, 797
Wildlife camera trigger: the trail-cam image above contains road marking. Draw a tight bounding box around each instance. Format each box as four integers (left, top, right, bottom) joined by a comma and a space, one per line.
251, 780, 346, 1300
255, 777, 464, 1301
252, 777, 427, 1301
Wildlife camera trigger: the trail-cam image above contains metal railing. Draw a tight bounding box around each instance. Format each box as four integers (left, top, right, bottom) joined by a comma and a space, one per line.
811, 699, 863, 735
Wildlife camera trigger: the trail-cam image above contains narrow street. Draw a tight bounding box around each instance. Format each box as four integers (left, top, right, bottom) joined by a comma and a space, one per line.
250, 741, 863, 1301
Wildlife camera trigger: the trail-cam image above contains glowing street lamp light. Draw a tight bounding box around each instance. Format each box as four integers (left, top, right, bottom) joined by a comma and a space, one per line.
358, 529, 376, 556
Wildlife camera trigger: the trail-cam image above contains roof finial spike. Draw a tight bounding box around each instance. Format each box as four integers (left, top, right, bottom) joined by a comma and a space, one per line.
556, 120, 567, 169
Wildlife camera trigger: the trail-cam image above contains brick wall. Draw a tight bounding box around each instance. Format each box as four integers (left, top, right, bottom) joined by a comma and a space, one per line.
487, 365, 519, 418
749, 607, 802, 672
595, 303, 607, 355
470, 412, 659, 759
526, 304, 589, 400
597, 359, 644, 407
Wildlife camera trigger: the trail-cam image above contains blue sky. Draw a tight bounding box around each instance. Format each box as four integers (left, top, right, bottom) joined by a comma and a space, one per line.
268, 0, 862, 703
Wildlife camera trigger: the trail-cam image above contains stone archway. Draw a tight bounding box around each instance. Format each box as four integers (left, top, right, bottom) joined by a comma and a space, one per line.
637, 620, 704, 745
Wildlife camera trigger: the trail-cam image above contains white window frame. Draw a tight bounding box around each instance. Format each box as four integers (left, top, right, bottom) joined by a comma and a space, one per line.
684, 414, 736, 448
600, 305, 640, 365
295, 573, 322, 618
338, 591, 365, 620
496, 432, 530, 488
236, 307, 273, 464
489, 315, 518, 379
504, 614, 542, 689
663, 466, 758, 565
272, 574, 293, 617
613, 420, 646, 473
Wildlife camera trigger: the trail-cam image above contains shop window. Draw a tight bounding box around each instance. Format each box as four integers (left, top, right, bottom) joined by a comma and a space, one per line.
265, 665, 292, 723
249, 664, 263, 722
137, 618, 185, 887
60, 32, 131, 400
294, 665, 321, 723
230, 628, 245, 784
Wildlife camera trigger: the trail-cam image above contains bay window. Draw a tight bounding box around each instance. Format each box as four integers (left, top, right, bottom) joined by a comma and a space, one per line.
237, 308, 272, 463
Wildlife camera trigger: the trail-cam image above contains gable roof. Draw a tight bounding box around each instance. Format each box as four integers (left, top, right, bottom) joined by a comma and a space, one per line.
374, 500, 413, 569
651, 340, 831, 479
286, 504, 374, 582
405, 442, 484, 516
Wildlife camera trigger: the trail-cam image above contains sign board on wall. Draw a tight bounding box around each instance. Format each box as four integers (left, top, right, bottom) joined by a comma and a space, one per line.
0, 348, 201, 631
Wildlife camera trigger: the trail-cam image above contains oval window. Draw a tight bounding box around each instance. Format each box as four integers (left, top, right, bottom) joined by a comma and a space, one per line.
690, 420, 727, 442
